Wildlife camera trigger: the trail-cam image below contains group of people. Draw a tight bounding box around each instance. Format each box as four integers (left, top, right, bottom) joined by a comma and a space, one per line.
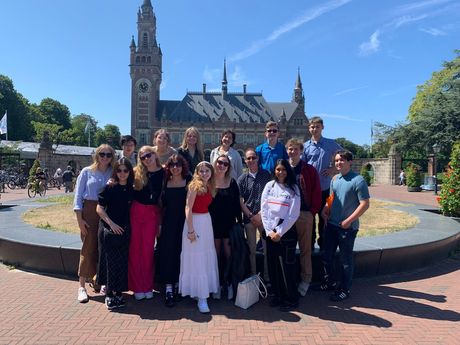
73, 116, 370, 313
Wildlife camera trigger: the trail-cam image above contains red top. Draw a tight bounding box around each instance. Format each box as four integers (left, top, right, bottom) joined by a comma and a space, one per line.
192, 191, 212, 213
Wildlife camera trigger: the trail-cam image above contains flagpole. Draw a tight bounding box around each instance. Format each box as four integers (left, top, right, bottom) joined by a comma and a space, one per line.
370, 119, 373, 154
5, 110, 7, 141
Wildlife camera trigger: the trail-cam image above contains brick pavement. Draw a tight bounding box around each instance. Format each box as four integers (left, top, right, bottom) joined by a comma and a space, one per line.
368, 185, 439, 208
0, 254, 459, 345
0, 186, 67, 204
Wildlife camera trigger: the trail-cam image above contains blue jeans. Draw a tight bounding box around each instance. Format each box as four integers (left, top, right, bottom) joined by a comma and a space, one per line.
321, 223, 358, 292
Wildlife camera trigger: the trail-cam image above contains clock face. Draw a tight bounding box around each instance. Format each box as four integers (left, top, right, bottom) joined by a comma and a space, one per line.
138, 82, 149, 93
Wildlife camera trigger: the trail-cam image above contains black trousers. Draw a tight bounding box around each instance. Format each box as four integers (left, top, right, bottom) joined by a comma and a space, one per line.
266, 227, 298, 304
312, 189, 329, 249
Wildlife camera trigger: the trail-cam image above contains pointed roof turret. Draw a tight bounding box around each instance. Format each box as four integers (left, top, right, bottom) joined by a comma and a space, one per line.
295, 67, 302, 90
130, 35, 136, 49
222, 58, 228, 99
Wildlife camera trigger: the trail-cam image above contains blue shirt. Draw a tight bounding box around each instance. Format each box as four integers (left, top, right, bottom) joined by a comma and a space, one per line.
329, 171, 370, 231
255, 142, 288, 174
73, 166, 113, 211
302, 137, 342, 191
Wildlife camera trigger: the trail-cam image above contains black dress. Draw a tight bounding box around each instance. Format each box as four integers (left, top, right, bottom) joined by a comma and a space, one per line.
156, 178, 190, 284
97, 183, 133, 292
209, 179, 242, 239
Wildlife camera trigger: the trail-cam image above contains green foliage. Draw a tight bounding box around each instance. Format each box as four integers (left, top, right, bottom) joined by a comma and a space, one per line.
360, 164, 372, 186
405, 162, 422, 188
335, 137, 370, 158
28, 159, 41, 183
31, 122, 62, 145
95, 124, 121, 149
36, 98, 72, 130
371, 122, 395, 158
438, 141, 460, 217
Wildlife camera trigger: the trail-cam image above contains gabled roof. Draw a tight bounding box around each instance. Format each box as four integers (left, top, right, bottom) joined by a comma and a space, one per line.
267, 102, 299, 121
160, 92, 280, 124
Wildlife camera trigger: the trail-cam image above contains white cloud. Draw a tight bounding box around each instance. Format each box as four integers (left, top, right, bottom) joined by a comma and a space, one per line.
203, 65, 221, 84
229, 65, 248, 87
334, 86, 368, 96
313, 113, 366, 122
394, 0, 453, 15
160, 78, 167, 91
359, 30, 381, 56
420, 27, 447, 35
229, 0, 352, 62
390, 14, 428, 28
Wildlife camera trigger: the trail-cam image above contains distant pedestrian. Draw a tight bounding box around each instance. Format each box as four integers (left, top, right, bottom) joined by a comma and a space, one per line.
62, 166, 74, 193
399, 169, 405, 186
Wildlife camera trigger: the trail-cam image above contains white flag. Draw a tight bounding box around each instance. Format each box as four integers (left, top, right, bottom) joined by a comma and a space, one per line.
84, 120, 90, 134
0, 111, 7, 135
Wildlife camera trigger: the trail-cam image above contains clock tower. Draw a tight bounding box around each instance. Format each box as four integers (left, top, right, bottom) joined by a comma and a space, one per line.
130, 0, 162, 146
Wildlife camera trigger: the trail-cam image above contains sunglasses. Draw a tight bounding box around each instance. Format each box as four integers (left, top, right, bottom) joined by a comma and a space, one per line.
169, 162, 182, 168
98, 152, 113, 158
216, 160, 230, 167
266, 129, 278, 133
140, 152, 153, 161
245, 156, 257, 161
117, 168, 129, 173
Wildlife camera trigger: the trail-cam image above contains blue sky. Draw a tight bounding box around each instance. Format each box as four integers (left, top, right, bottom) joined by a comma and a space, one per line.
1, 0, 459, 145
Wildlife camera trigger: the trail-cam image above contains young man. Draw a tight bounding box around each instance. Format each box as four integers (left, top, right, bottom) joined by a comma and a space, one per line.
302, 117, 342, 249
256, 121, 288, 174
120, 135, 137, 165
320, 150, 370, 301
286, 139, 321, 297
62, 166, 75, 193
238, 148, 272, 282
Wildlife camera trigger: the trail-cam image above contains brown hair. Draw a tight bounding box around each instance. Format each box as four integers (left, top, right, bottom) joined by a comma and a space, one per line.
265, 121, 279, 130
164, 154, 189, 180
188, 161, 216, 197
285, 138, 303, 150
213, 154, 232, 180
309, 116, 324, 126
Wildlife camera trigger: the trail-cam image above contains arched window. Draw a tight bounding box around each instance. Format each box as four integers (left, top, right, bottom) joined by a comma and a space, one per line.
147, 56, 151, 63
136, 56, 140, 63
142, 33, 148, 48
142, 56, 146, 63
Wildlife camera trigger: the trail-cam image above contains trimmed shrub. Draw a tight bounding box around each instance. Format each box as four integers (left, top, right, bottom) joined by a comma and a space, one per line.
438, 142, 460, 217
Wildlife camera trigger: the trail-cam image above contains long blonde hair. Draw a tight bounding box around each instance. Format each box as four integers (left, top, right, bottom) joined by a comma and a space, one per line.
188, 161, 216, 197
180, 127, 204, 161
89, 144, 116, 171
134, 145, 162, 191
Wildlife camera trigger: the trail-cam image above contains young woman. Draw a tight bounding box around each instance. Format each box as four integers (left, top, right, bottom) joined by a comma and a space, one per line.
152, 128, 177, 166
179, 161, 219, 313
96, 158, 134, 310
261, 159, 300, 312
156, 154, 191, 307
209, 129, 243, 180
177, 127, 204, 173
129, 146, 164, 300
74, 144, 115, 303
209, 154, 242, 300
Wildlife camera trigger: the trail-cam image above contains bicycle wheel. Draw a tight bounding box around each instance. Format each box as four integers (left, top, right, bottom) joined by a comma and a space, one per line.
7, 180, 16, 190
27, 184, 37, 198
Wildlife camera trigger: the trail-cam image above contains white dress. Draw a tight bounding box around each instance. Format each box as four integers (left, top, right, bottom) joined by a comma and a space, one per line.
179, 193, 219, 299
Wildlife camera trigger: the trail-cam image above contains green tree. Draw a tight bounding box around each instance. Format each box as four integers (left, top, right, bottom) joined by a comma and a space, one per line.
335, 137, 370, 158
0, 75, 35, 141
31, 122, 63, 145
36, 98, 72, 130
95, 124, 121, 149
64, 113, 98, 146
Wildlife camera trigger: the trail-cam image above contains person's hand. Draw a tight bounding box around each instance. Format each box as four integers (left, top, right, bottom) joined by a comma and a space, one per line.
340, 219, 351, 229
321, 207, 330, 225
78, 219, 89, 237
269, 231, 281, 242
251, 213, 263, 228
187, 231, 197, 243
110, 222, 124, 235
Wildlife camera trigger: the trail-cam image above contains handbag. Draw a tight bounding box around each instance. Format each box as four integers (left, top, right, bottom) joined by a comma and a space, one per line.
234, 274, 268, 309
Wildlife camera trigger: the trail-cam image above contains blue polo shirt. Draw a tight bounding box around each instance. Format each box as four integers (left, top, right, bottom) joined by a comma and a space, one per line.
255, 141, 288, 174
302, 137, 342, 191
329, 171, 370, 231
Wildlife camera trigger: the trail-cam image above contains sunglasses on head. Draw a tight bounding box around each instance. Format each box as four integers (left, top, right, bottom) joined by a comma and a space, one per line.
168, 162, 182, 168
140, 152, 153, 161
216, 160, 229, 167
245, 156, 257, 161
117, 168, 129, 173
98, 152, 113, 158
266, 129, 278, 133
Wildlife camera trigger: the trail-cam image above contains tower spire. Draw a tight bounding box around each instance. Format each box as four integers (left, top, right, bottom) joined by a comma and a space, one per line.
222, 58, 228, 98
295, 67, 302, 89
293, 67, 305, 105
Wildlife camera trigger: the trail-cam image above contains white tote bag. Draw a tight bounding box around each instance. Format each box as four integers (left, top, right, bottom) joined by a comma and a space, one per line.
235, 274, 268, 309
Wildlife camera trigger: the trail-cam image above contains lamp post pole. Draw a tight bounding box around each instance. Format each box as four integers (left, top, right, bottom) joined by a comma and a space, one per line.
432, 143, 440, 195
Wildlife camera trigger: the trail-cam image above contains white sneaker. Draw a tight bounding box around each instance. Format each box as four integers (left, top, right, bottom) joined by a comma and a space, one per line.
197, 298, 210, 313
297, 281, 310, 297
100, 285, 107, 295
212, 286, 221, 300
77, 287, 89, 303
134, 292, 146, 300
227, 285, 234, 300
145, 291, 154, 299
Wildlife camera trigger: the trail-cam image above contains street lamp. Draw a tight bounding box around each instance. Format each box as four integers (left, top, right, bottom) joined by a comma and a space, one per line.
432, 143, 441, 195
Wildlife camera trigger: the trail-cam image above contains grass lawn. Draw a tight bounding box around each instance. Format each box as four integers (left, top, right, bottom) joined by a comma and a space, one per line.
23, 195, 419, 237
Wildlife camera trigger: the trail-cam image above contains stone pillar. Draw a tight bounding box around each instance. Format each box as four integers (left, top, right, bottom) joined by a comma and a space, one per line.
388, 144, 401, 185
